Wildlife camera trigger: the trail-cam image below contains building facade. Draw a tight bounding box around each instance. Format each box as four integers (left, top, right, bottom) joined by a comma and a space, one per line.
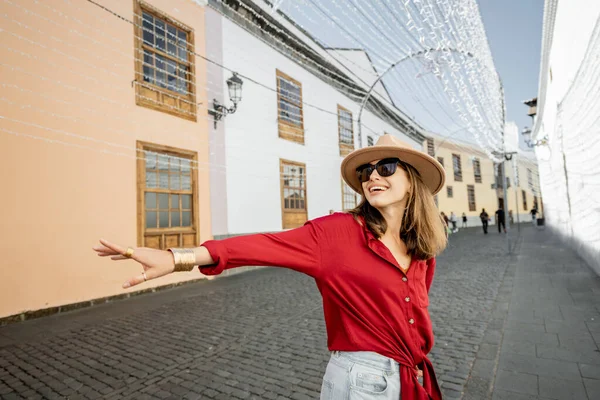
0, 0, 212, 320
205, 0, 425, 238
1, 0, 545, 322
426, 135, 543, 228
530, 0, 600, 274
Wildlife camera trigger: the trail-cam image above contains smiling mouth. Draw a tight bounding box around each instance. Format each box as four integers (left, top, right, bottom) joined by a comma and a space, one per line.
368, 186, 388, 193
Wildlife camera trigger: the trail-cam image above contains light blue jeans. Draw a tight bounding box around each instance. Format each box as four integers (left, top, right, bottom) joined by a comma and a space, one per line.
320, 351, 401, 399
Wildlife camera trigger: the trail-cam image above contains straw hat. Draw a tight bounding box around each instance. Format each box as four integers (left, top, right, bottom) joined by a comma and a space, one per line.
341, 134, 445, 195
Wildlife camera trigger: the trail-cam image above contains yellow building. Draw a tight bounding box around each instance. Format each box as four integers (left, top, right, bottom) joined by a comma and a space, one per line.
0, 0, 211, 321
424, 135, 543, 227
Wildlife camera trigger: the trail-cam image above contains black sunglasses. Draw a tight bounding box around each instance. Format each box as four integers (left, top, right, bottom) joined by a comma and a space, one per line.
356, 158, 403, 183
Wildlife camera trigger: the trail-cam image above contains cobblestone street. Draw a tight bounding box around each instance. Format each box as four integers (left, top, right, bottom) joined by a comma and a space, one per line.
1, 224, 598, 399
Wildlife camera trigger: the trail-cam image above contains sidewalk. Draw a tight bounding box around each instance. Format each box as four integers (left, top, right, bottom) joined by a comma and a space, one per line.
464, 226, 600, 400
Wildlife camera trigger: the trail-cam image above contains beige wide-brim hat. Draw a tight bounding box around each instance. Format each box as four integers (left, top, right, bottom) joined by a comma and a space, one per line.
341, 134, 445, 195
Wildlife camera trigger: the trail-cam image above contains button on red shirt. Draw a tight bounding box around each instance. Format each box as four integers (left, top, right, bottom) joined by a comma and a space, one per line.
200, 213, 441, 400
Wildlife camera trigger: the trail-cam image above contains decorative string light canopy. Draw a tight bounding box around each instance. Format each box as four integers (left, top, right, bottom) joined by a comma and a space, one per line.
275, 0, 505, 161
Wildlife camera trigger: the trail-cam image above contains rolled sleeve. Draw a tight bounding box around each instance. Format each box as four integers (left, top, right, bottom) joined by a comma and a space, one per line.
199, 239, 229, 276
198, 219, 324, 278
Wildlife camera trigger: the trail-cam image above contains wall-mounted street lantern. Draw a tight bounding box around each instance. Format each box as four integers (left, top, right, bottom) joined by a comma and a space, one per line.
209, 72, 243, 128
521, 127, 548, 148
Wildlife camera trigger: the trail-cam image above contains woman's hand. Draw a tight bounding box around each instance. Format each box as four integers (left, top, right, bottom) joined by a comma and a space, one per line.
92, 239, 175, 288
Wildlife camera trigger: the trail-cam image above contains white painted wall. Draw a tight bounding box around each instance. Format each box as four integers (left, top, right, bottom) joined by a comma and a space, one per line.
325, 49, 394, 105
205, 7, 228, 237
548, 0, 600, 102
534, 0, 600, 273
536, 0, 600, 144
216, 17, 421, 234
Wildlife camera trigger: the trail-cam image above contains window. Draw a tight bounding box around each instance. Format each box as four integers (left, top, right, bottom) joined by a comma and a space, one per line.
280, 160, 307, 228
467, 185, 476, 212
137, 141, 198, 249
522, 190, 528, 211
134, 1, 196, 121
277, 70, 304, 144
437, 157, 444, 167
342, 181, 358, 210
426, 138, 435, 157
496, 164, 504, 188
367, 136, 374, 147
473, 158, 482, 183
446, 186, 453, 198
452, 154, 462, 182
338, 105, 354, 156
533, 196, 539, 211
527, 168, 533, 189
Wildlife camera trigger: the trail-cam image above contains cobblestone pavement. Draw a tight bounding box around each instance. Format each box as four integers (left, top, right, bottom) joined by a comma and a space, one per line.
0, 225, 529, 399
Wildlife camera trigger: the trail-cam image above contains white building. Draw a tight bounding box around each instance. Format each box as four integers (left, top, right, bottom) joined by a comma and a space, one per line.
531, 0, 600, 273
204, 0, 426, 238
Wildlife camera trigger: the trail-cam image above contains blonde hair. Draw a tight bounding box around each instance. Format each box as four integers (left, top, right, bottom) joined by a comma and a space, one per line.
349, 161, 447, 260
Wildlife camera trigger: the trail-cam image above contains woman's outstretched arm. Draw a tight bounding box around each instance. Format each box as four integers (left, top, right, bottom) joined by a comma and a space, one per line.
93, 239, 203, 288
93, 218, 326, 289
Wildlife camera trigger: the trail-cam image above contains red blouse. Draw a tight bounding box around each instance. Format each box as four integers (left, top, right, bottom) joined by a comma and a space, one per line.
200, 212, 441, 400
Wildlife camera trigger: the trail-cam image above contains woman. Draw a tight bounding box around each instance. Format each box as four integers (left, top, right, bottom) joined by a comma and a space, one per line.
462, 212, 468, 228
93, 134, 447, 399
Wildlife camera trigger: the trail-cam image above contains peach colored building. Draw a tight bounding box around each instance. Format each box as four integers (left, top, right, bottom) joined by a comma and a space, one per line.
0, 0, 212, 321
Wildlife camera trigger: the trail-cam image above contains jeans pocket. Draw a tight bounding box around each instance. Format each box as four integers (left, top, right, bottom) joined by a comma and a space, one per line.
349, 363, 389, 397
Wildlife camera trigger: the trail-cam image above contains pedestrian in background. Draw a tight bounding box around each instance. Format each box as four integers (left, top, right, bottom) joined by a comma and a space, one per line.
530, 207, 538, 226
93, 134, 448, 400
441, 211, 450, 235
495, 207, 507, 233
461, 212, 467, 228
480, 209, 489, 234
450, 211, 458, 233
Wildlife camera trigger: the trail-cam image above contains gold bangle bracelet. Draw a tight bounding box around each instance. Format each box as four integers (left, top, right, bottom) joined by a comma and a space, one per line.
168, 248, 197, 272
